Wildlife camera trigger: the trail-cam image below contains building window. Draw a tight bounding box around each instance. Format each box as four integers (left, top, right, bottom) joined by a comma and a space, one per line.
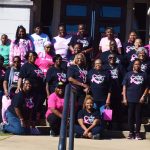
66, 5, 87, 16
99, 25, 120, 33
100, 6, 121, 18
99, 25, 121, 38
66, 25, 78, 34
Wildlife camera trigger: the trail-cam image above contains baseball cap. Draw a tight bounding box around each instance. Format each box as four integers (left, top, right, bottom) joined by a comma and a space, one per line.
56, 82, 64, 88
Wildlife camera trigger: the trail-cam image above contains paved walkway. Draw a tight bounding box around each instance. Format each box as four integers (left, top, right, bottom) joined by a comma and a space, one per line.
0, 135, 150, 150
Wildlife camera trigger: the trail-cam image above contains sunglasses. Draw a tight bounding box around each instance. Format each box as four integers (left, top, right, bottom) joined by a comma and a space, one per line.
14, 61, 20, 63
45, 47, 51, 49
109, 57, 115, 59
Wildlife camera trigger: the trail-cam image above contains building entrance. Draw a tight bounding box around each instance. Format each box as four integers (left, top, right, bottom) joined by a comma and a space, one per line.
61, 0, 127, 49
132, 2, 148, 44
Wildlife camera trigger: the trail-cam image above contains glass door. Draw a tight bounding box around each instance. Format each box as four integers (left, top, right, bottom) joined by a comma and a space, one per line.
61, 0, 127, 50
132, 2, 148, 44
61, 0, 91, 35
93, 0, 127, 50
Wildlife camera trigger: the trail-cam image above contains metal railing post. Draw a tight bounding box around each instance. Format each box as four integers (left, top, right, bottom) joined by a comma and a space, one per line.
58, 84, 71, 150
68, 88, 76, 150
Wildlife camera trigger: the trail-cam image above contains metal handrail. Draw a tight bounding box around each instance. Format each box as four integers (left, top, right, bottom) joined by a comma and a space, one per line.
58, 84, 71, 150
58, 84, 76, 150
68, 88, 76, 150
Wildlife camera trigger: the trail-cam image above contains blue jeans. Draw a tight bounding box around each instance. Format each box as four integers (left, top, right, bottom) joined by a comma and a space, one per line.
0, 90, 3, 101
4, 111, 30, 135
75, 125, 102, 136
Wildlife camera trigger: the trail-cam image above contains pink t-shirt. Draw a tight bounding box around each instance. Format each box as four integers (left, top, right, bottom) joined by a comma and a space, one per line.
9, 39, 33, 65
99, 37, 122, 53
35, 52, 54, 76
45, 92, 64, 118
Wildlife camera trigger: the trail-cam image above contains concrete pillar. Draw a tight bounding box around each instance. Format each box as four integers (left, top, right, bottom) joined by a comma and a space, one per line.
125, 0, 134, 41
51, 0, 61, 37
32, 0, 41, 32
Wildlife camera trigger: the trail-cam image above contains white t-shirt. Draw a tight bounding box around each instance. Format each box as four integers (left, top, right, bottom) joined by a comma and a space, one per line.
52, 35, 72, 59
30, 33, 50, 54
99, 37, 122, 53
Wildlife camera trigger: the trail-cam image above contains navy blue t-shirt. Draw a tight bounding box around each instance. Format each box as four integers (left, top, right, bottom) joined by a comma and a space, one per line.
68, 34, 93, 50
19, 62, 44, 89
87, 69, 111, 102
123, 42, 134, 55
46, 66, 67, 93
67, 65, 87, 92
124, 49, 137, 65
78, 109, 100, 128
122, 71, 148, 102
68, 34, 93, 63
8, 91, 35, 120
127, 60, 150, 74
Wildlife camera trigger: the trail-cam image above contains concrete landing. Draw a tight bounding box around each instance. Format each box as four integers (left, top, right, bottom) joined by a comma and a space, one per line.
0, 136, 150, 150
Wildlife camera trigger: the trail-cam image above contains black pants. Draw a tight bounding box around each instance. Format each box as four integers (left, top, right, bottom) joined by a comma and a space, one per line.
128, 102, 143, 133
47, 113, 61, 135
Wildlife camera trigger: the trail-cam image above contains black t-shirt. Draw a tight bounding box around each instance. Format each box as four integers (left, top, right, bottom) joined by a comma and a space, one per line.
19, 62, 44, 89
122, 71, 148, 102
8, 91, 35, 120
100, 51, 124, 66
4, 68, 20, 88
103, 64, 125, 99
87, 69, 111, 102
67, 65, 87, 92
78, 109, 100, 128
0, 67, 5, 90
46, 66, 67, 93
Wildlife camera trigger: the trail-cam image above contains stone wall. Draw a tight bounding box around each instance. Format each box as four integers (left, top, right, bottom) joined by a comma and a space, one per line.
0, 0, 33, 40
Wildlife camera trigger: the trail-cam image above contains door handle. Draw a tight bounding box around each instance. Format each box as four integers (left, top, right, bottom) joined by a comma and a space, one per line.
91, 11, 94, 38
93, 10, 96, 40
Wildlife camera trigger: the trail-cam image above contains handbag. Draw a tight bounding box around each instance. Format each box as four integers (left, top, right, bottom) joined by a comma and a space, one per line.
1, 95, 11, 123
103, 107, 113, 121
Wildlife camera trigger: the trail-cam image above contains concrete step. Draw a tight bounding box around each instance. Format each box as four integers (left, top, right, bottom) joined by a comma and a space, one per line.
102, 130, 150, 139
36, 126, 50, 135
110, 122, 150, 132
36, 125, 150, 139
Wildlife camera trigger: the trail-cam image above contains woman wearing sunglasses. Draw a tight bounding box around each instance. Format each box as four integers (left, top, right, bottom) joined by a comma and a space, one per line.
3, 56, 21, 98
103, 54, 125, 127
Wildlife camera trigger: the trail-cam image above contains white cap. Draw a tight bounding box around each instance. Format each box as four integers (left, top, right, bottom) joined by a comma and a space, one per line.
44, 41, 51, 47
